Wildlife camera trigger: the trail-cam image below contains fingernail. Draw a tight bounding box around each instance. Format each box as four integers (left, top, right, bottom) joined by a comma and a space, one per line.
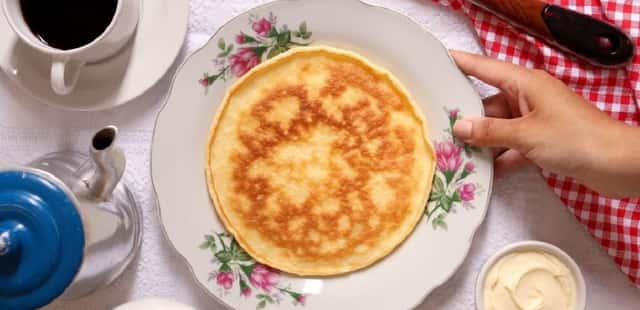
453, 119, 473, 140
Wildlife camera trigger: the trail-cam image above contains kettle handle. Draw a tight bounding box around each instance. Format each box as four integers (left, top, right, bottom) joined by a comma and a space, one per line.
88, 126, 126, 200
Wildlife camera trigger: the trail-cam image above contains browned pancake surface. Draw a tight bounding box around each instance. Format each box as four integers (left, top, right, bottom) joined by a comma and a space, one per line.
207, 46, 435, 275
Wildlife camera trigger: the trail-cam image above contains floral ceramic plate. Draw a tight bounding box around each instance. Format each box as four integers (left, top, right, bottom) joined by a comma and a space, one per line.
152, 0, 493, 309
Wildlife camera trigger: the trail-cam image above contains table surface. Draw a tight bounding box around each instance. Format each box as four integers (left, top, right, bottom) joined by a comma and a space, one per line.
0, 0, 637, 309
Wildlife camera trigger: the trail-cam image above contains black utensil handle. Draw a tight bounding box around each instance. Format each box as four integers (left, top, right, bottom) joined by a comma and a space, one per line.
470, 0, 635, 67
542, 5, 635, 67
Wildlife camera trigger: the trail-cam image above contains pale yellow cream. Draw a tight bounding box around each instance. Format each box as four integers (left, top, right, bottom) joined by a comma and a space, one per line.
483, 251, 576, 310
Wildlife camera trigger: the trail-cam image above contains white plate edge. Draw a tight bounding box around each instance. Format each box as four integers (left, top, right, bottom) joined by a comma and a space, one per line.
150, 1, 495, 308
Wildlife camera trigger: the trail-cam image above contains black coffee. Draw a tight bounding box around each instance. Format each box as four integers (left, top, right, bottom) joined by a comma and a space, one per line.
20, 0, 118, 50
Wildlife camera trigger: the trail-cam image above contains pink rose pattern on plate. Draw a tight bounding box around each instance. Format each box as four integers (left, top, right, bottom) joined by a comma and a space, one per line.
250, 265, 280, 292
436, 141, 463, 174
200, 232, 307, 309
252, 17, 273, 37
426, 108, 481, 230
216, 271, 235, 289
199, 13, 313, 90
229, 47, 261, 77
458, 183, 476, 202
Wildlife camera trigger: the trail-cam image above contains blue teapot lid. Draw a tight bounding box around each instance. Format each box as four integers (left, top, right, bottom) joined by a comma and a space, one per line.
0, 169, 84, 310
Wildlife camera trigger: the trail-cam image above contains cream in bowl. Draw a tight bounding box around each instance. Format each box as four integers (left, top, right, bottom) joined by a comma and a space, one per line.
476, 241, 586, 310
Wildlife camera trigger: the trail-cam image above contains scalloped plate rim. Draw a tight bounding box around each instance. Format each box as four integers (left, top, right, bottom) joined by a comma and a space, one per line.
151, 0, 493, 309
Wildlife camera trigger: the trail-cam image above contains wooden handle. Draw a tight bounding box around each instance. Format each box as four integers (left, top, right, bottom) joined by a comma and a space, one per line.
471, 0, 551, 36
470, 0, 635, 67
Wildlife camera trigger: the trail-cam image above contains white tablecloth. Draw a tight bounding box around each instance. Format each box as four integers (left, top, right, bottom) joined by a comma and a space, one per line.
0, 0, 637, 309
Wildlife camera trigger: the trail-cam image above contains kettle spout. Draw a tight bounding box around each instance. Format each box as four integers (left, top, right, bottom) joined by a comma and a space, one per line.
87, 126, 126, 200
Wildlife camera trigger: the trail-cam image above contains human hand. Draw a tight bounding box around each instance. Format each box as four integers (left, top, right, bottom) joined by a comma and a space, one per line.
450, 50, 640, 198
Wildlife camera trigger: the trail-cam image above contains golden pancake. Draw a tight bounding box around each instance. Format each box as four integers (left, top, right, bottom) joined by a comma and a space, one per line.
206, 46, 435, 275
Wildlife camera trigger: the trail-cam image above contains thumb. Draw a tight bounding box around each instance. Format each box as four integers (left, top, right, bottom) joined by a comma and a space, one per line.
453, 117, 529, 150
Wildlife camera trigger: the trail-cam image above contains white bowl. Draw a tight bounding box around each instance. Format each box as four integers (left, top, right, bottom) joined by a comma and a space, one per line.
475, 241, 587, 310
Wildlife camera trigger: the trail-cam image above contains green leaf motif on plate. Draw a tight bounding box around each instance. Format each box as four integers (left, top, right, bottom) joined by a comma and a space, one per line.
199, 231, 307, 308
199, 13, 314, 91
425, 108, 482, 230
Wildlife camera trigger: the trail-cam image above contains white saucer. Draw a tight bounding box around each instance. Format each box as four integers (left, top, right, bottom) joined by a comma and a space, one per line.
0, 0, 189, 111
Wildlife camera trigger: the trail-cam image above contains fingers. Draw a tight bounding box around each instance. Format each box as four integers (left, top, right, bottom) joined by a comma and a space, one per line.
494, 149, 533, 178
492, 147, 507, 158
483, 94, 512, 119
453, 117, 529, 150
450, 50, 527, 89
451, 51, 536, 154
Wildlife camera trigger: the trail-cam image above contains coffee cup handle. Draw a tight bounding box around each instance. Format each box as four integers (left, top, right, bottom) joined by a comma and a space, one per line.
51, 57, 85, 95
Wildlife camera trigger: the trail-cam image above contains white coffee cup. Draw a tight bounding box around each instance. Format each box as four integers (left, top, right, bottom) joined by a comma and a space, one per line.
1, 0, 140, 95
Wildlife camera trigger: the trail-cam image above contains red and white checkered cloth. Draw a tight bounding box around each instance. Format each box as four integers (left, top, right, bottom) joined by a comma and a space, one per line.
433, 0, 640, 286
